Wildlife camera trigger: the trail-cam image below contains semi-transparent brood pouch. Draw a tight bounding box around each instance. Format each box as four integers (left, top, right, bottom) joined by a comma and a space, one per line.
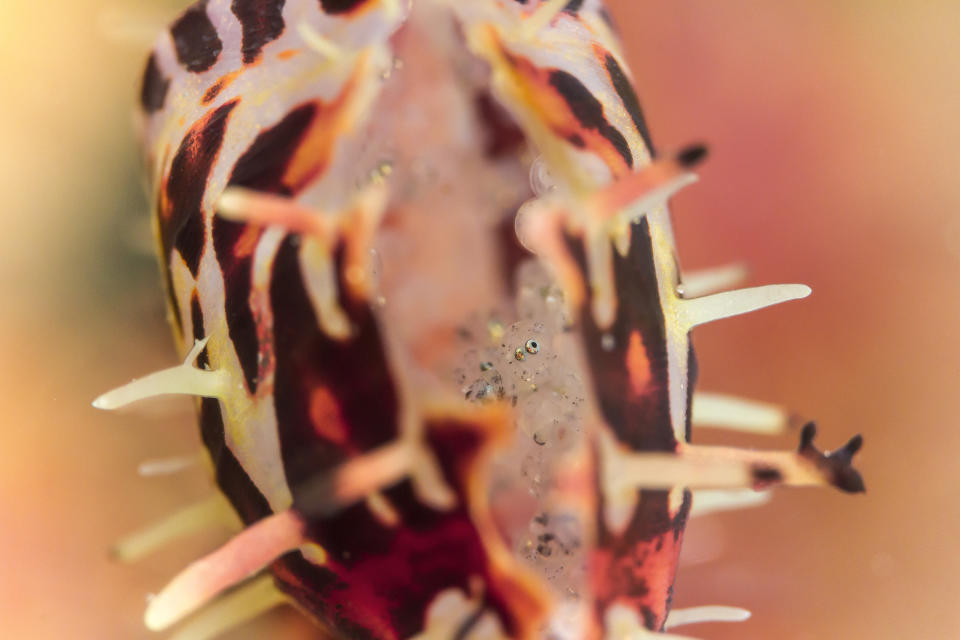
95, 1, 865, 638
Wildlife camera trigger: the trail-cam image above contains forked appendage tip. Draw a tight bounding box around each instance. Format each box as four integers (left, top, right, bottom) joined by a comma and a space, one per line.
797, 422, 865, 493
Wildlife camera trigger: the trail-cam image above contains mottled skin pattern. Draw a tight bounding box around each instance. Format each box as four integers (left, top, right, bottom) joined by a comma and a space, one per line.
139, 0, 712, 638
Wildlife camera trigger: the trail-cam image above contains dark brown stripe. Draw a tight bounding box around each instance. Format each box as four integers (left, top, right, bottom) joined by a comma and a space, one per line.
575, 219, 693, 632
211, 217, 262, 392
190, 276, 271, 524
199, 397, 273, 524
269, 237, 400, 489
162, 100, 238, 276
189, 290, 210, 368
140, 53, 169, 113
191, 286, 270, 525
231, 0, 286, 64
603, 53, 656, 156
175, 203, 206, 274
211, 103, 326, 393
171, 0, 223, 73
548, 69, 633, 168
228, 103, 317, 195
571, 218, 673, 452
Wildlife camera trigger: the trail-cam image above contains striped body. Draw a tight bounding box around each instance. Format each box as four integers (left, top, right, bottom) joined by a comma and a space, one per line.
117, 1, 865, 638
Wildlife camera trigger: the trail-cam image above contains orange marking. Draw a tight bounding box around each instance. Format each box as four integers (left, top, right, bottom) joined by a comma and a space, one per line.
276, 48, 302, 60
591, 42, 612, 68
495, 40, 633, 179
332, 0, 378, 17
308, 387, 349, 446
626, 330, 651, 397
233, 223, 261, 259
591, 532, 684, 631
201, 70, 242, 105
282, 56, 368, 193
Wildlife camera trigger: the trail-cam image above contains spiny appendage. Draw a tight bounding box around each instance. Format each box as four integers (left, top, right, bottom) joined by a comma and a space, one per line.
295, 8, 405, 61
217, 180, 387, 340
688, 489, 771, 518
604, 603, 750, 639
677, 282, 811, 331
142, 406, 524, 634
111, 493, 239, 563
602, 422, 864, 495
517, 144, 812, 332
517, 146, 705, 324
293, 0, 407, 70
165, 574, 287, 640
92, 338, 227, 410
603, 603, 704, 640
290, 439, 415, 519
296, 21, 346, 60
142, 442, 414, 631
691, 391, 794, 435
678, 263, 749, 298
137, 454, 201, 477
664, 606, 752, 630
145, 509, 306, 631
796, 422, 865, 493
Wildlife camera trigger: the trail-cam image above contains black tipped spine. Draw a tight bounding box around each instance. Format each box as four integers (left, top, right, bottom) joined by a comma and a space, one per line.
799, 422, 817, 451
843, 434, 864, 456
676, 144, 708, 168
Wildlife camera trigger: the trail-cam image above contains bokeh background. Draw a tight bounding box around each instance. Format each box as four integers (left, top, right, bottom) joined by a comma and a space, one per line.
2, 1, 958, 638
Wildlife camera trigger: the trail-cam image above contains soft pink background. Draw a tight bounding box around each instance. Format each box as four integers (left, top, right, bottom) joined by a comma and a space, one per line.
1, 1, 957, 638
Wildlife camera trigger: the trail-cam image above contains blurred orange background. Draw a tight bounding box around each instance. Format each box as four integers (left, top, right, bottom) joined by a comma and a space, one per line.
1, 1, 957, 638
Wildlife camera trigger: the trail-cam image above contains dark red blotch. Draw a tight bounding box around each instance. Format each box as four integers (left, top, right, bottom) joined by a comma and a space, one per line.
271, 419, 525, 639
